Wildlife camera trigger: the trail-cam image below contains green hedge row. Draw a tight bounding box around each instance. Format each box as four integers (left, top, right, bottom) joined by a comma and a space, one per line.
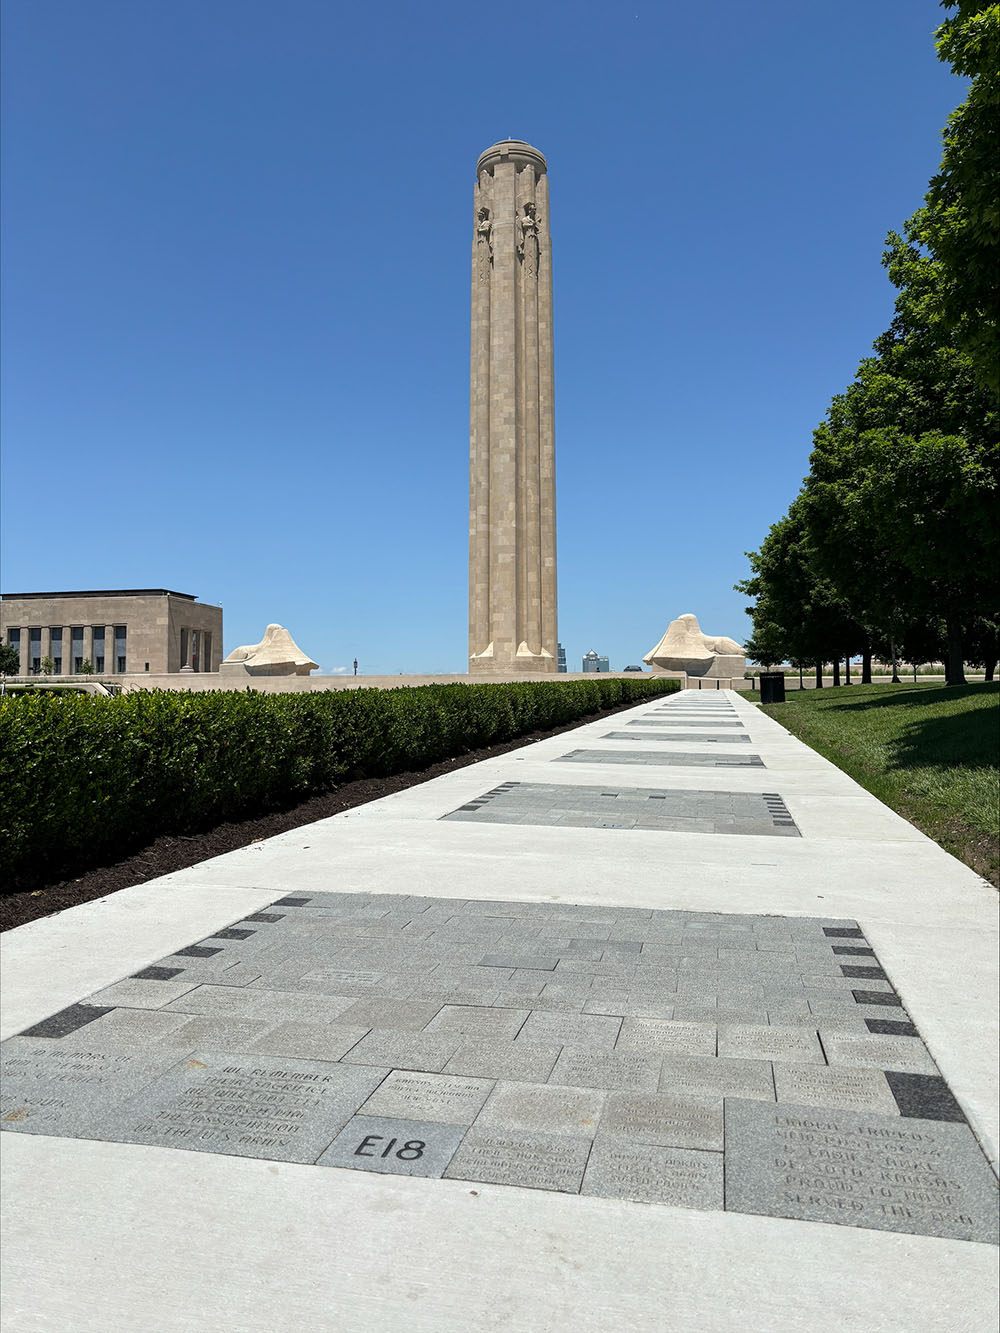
0, 676, 678, 891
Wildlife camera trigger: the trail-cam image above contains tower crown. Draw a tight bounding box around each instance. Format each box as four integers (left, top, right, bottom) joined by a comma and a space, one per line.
477, 140, 547, 175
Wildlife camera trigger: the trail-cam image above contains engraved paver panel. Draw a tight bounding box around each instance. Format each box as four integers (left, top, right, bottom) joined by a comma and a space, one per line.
445, 1129, 592, 1193
1, 894, 992, 1239
0, 1038, 188, 1137
724, 1100, 1000, 1243
442, 784, 800, 837
602, 732, 752, 744
772, 1063, 900, 1115
556, 750, 765, 768
598, 1091, 724, 1150
582, 1140, 724, 1208
97, 1052, 390, 1162
358, 1071, 494, 1124
318, 1116, 467, 1177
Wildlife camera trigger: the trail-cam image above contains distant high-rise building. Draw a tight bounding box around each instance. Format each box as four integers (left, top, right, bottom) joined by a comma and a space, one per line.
557, 642, 567, 673
582, 650, 609, 673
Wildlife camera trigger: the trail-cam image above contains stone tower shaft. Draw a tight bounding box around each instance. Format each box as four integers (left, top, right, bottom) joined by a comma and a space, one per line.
469, 139, 557, 674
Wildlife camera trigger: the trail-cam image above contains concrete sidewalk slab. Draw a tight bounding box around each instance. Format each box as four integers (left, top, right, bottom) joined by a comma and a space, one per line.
2, 690, 997, 1332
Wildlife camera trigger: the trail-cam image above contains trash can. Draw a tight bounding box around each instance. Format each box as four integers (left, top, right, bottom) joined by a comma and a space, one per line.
759, 671, 786, 704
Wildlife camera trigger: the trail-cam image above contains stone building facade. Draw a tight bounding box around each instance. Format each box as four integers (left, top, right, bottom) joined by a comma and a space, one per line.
0, 589, 222, 676
469, 139, 558, 674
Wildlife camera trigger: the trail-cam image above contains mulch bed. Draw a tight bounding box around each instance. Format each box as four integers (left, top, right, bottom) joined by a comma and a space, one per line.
1, 698, 653, 934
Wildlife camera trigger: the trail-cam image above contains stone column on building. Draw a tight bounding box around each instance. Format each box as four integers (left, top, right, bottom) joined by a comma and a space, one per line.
40, 628, 51, 672
469, 139, 557, 674
105, 624, 116, 674
63, 626, 74, 674
82, 625, 93, 672
18, 631, 29, 677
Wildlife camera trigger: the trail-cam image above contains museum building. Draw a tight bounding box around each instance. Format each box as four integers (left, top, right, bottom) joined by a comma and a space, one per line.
0, 589, 223, 676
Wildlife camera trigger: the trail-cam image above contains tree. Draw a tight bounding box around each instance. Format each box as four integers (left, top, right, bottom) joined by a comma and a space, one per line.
40, 656, 56, 676
0, 643, 19, 674
736, 497, 868, 686
803, 233, 999, 685
904, 2, 1000, 398
76, 659, 94, 675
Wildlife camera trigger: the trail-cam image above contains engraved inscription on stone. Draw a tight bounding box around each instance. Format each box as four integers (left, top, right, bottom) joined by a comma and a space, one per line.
772, 1063, 899, 1115
0, 1039, 184, 1137
445, 1128, 591, 1193
358, 1071, 493, 1125
582, 1139, 724, 1208
98, 1053, 388, 1163
317, 1115, 467, 1177
598, 1091, 724, 1150
724, 1100, 1000, 1243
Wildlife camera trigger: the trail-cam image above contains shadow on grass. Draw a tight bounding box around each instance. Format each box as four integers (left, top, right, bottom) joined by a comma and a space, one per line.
808, 682, 997, 714
792, 682, 999, 771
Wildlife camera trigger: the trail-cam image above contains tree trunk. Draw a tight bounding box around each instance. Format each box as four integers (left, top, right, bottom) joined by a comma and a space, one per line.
845, 657, 851, 684
799, 665, 804, 689
890, 641, 900, 684
832, 659, 841, 686
985, 657, 996, 682
945, 619, 966, 686
861, 647, 872, 684
815, 662, 823, 689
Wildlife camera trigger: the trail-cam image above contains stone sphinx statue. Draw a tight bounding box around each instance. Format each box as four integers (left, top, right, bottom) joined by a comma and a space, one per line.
221, 624, 319, 677
643, 613, 745, 679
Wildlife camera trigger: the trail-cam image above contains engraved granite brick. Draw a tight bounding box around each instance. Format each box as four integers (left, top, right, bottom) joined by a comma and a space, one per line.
317, 1115, 467, 1177
444, 1128, 591, 1193
340, 1030, 461, 1073
582, 1140, 723, 1208
718, 1024, 824, 1065
598, 1091, 724, 1150
98, 1053, 389, 1162
617, 1018, 716, 1057
548, 1046, 661, 1092
724, 1099, 999, 1243
772, 1063, 899, 1115
820, 1031, 938, 1075
659, 1055, 775, 1101
474, 1080, 605, 1138
443, 1040, 561, 1082
358, 1070, 493, 1124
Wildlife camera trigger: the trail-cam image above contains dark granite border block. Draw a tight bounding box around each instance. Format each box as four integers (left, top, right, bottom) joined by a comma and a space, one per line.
174, 946, 223, 958
866, 1018, 918, 1037
841, 965, 888, 980
832, 946, 876, 957
274, 897, 311, 907
852, 989, 902, 1007
131, 966, 184, 981
244, 913, 284, 924
824, 927, 864, 939
886, 1071, 967, 1122
21, 1004, 115, 1038
211, 928, 255, 940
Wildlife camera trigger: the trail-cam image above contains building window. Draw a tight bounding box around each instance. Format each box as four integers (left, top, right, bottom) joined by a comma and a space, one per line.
72, 627, 84, 673
29, 628, 41, 674
114, 626, 126, 674
203, 632, 213, 672
191, 630, 200, 672
180, 628, 188, 669
50, 627, 63, 675
93, 627, 105, 674
6, 628, 20, 658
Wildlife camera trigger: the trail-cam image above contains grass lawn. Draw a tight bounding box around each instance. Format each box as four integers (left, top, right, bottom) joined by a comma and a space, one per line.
758, 681, 999, 887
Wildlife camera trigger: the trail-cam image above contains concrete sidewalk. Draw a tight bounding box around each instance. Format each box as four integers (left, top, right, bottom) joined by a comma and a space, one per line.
2, 690, 997, 1332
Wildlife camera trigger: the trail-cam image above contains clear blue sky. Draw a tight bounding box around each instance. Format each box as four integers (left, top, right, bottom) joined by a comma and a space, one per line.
1, 0, 962, 674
